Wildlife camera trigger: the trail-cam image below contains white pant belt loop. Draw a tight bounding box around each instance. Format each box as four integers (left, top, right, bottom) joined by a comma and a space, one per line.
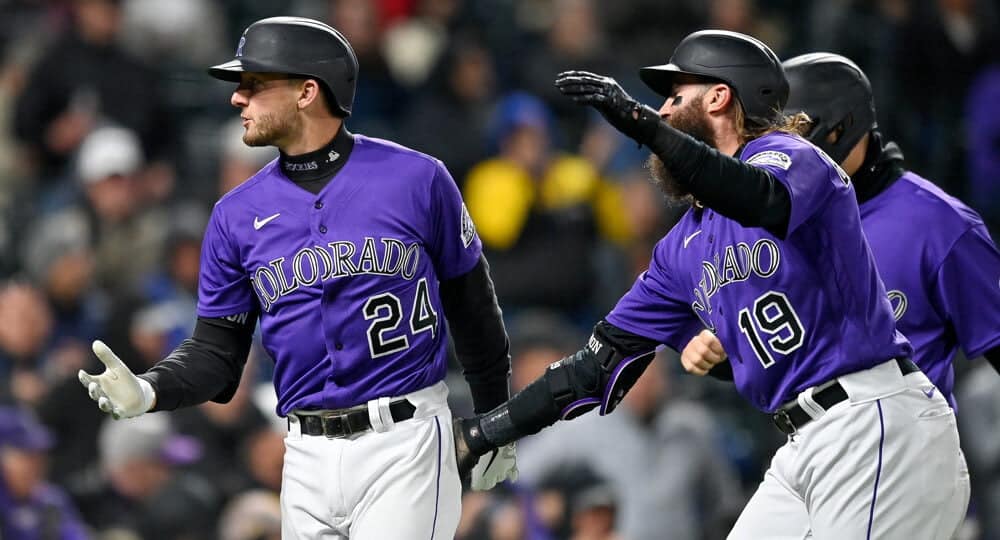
368, 396, 394, 433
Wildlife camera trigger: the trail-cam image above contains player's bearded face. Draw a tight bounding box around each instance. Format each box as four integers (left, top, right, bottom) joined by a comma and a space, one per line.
647, 91, 715, 202
243, 98, 301, 147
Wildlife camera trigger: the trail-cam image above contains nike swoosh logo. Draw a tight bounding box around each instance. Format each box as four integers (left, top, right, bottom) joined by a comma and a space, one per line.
683, 230, 703, 248
923, 386, 935, 399
253, 213, 281, 230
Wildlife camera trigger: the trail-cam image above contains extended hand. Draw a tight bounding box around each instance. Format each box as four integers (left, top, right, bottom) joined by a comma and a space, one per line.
555, 70, 658, 143
681, 329, 728, 376
455, 416, 516, 490
78, 340, 155, 419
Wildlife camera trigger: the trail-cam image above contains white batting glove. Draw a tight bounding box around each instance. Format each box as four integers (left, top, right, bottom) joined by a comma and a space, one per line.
471, 443, 518, 491
78, 340, 156, 420
681, 329, 728, 376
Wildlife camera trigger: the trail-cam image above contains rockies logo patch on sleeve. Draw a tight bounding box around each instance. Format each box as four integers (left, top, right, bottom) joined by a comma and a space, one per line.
461, 203, 476, 248
747, 151, 793, 170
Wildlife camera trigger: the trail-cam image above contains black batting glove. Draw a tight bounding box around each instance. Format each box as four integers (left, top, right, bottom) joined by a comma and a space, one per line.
453, 416, 493, 478
555, 70, 662, 145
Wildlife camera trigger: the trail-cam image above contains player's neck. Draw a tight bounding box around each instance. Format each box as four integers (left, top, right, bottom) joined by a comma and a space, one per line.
280, 116, 345, 156
716, 134, 740, 157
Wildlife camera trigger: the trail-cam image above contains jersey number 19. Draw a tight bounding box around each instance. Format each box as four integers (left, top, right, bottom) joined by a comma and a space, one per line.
737, 290, 805, 368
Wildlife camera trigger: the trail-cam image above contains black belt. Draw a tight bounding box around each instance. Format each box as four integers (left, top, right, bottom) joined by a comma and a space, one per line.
772, 358, 920, 435
290, 399, 416, 438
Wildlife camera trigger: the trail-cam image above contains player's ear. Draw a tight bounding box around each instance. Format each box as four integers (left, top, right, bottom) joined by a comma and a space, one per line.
705, 83, 733, 114
296, 79, 323, 111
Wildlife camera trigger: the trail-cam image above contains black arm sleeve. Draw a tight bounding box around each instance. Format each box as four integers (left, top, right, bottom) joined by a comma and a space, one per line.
636, 105, 791, 236
440, 255, 511, 413
464, 320, 659, 454
707, 360, 735, 381
985, 346, 1000, 377
138, 313, 257, 411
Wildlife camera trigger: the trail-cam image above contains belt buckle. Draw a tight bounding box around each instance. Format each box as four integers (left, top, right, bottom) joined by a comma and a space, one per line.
772, 409, 796, 435
322, 413, 351, 439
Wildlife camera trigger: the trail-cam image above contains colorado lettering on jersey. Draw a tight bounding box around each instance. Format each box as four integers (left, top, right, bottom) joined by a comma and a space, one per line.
251, 236, 421, 312
691, 238, 781, 330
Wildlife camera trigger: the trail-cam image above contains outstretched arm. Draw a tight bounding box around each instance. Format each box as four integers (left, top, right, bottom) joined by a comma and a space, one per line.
79, 312, 257, 418
454, 320, 660, 473
555, 71, 791, 236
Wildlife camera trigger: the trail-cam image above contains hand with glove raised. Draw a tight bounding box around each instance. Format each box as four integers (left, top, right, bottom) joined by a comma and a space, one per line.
78, 340, 156, 420
555, 70, 662, 145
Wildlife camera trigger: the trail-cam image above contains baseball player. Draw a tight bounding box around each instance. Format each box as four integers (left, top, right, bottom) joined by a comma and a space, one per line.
681, 53, 1000, 407
454, 30, 969, 539
76, 17, 516, 539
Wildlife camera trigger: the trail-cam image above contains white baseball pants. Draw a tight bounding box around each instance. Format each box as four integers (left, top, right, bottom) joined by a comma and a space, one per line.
280, 381, 461, 539
729, 360, 970, 539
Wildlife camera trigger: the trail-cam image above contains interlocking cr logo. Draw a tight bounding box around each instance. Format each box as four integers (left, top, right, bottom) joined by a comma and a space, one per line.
236, 36, 246, 57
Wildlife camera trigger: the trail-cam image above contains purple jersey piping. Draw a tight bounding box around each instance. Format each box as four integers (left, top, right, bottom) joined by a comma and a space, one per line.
431, 416, 442, 539
866, 399, 886, 539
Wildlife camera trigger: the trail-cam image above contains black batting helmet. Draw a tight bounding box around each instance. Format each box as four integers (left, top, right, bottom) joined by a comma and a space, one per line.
782, 53, 876, 164
640, 30, 788, 125
209, 17, 359, 117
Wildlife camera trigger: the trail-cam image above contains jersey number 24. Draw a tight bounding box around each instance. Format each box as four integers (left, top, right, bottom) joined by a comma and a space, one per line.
363, 277, 438, 358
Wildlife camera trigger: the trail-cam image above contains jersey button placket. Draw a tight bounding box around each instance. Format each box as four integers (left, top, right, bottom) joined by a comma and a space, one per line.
313, 198, 327, 236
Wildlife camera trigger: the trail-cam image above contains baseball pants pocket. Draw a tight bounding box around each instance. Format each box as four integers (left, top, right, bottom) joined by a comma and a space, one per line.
345, 412, 462, 540
802, 393, 968, 540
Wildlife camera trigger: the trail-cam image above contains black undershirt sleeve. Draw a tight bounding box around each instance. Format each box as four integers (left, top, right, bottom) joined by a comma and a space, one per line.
984, 346, 1000, 377
593, 320, 663, 359
636, 106, 792, 237
440, 255, 511, 413
707, 360, 735, 381
138, 313, 257, 411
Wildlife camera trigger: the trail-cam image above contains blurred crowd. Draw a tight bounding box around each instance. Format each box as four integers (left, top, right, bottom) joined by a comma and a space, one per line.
0, 0, 998, 539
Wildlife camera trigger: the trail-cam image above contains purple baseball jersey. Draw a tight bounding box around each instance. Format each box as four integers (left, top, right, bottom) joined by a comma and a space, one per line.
860, 171, 1000, 405
197, 135, 482, 415
607, 132, 911, 412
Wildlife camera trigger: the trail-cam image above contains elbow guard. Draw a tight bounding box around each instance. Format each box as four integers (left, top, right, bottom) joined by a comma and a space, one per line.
547, 332, 657, 420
